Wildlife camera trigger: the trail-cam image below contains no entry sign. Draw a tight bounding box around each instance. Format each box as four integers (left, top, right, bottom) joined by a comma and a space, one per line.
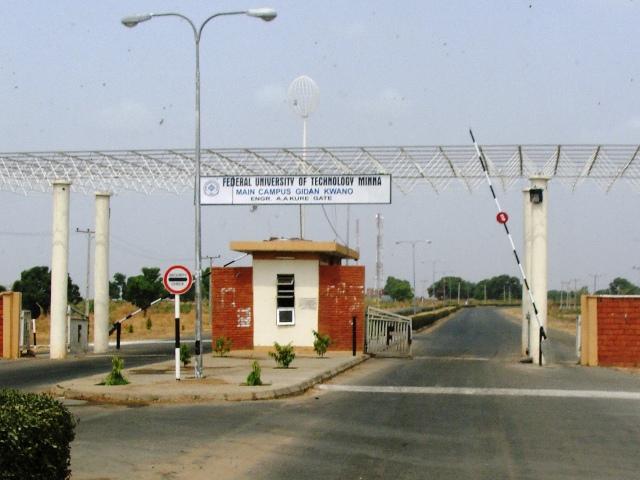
163, 265, 193, 295
496, 211, 509, 224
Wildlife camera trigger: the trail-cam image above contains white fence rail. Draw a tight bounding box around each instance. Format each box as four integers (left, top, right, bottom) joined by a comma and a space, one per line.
366, 307, 412, 356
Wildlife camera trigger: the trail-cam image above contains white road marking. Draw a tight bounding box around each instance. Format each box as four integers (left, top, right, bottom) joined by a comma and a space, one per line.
411, 356, 492, 361
318, 384, 640, 400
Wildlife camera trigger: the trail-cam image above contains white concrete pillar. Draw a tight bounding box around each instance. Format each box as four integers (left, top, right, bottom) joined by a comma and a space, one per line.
93, 192, 112, 354
528, 176, 550, 365
50, 180, 71, 359
522, 188, 533, 358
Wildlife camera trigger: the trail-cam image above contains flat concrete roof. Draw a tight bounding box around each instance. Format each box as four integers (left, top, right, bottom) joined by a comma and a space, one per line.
229, 239, 359, 261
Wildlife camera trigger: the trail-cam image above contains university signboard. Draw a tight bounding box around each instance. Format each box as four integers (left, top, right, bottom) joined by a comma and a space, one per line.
200, 174, 392, 205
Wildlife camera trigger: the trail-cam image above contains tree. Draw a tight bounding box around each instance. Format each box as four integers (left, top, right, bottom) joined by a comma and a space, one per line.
123, 267, 165, 313
472, 275, 521, 301
383, 276, 413, 302
430, 276, 476, 300
608, 277, 640, 295
0, 284, 6, 293
12, 266, 82, 318
109, 273, 127, 300
67, 276, 82, 304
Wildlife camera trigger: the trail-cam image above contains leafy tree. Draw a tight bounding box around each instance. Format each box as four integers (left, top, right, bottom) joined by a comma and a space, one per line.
472, 275, 522, 301
383, 276, 413, 302
12, 266, 82, 318
429, 276, 476, 300
67, 276, 82, 304
109, 272, 127, 300
123, 267, 165, 313
608, 277, 640, 295
0, 284, 6, 293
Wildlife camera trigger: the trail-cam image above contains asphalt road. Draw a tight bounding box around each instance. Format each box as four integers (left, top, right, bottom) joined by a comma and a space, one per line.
20, 307, 640, 479
0, 337, 211, 392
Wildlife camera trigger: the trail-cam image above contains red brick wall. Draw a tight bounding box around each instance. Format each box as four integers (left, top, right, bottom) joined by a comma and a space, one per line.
0, 294, 4, 353
318, 265, 365, 352
211, 267, 254, 350
597, 296, 640, 367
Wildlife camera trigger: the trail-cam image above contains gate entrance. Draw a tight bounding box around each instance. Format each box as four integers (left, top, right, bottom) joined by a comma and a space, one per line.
365, 306, 412, 357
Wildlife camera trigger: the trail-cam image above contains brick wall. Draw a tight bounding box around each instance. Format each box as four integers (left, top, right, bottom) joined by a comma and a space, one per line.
597, 296, 640, 367
211, 267, 254, 350
318, 265, 365, 352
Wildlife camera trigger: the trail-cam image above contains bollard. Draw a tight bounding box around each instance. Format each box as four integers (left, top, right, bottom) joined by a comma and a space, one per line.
116, 323, 121, 350
352, 316, 357, 356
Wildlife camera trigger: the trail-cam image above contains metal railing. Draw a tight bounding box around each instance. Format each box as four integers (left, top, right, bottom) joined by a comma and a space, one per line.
366, 306, 412, 356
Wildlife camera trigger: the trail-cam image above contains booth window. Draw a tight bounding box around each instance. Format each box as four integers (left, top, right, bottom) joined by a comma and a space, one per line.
276, 274, 295, 325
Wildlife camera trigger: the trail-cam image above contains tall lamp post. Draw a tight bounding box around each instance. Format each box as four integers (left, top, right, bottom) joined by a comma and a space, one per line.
122, 8, 277, 378
396, 240, 431, 314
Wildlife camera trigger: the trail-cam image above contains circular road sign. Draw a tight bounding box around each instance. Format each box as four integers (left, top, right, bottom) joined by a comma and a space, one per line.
163, 265, 193, 295
496, 211, 509, 224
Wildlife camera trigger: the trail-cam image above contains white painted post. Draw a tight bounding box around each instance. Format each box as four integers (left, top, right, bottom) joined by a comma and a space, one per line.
528, 176, 549, 365
175, 294, 181, 381
50, 181, 71, 359
522, 187, 533, 358
93, 192, 112, 353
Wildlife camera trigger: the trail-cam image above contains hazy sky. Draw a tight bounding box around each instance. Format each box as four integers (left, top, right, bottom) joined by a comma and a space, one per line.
1, 1, 640, 297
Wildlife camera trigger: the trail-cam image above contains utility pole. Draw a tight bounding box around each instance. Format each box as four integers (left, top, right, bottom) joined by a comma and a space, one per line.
571, 278, 579, 308
589, 273, 603, 294
76, 228, 94, 319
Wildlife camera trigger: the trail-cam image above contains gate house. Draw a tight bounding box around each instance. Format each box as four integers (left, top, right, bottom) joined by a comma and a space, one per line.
211, 240, 365, 352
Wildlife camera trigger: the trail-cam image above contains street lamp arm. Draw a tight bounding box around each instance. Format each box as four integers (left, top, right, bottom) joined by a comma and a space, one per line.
122, 9, 277, 38
121, 7, 276, 380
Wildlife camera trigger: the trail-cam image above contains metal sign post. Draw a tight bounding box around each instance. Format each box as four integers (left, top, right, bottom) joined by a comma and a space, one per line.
163, 265, 193, 380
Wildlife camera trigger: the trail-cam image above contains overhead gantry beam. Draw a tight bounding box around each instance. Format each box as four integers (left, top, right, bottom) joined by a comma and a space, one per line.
2, 145, 640, 195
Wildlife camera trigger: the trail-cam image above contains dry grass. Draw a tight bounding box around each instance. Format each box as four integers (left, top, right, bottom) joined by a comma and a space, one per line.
32, 300, 209, 346
505, 306, 578, 335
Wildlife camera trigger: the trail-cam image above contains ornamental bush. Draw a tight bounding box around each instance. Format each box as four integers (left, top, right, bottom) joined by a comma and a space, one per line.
246, 361, 263, 386
312, 330, 336, 357
213, 336, 233, 356
0, 389, 77, 479
103, 356, 129, 386
268, 341, 296, 368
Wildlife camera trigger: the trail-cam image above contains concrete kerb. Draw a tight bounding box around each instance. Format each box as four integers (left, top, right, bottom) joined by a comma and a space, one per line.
48, 352, 369, 405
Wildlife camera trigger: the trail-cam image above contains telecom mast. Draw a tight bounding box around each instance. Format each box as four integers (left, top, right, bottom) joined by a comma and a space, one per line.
375, 214, 384, 297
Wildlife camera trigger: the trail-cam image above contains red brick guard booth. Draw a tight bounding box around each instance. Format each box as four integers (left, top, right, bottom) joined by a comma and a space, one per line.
581, 295, 640, 367
210, 240, 365, 352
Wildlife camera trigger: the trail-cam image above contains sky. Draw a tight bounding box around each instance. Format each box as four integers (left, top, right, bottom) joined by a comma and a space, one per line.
1, 0, 640, 297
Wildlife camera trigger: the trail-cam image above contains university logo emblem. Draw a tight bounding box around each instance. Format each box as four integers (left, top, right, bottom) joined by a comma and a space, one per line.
203, 179, 220, 196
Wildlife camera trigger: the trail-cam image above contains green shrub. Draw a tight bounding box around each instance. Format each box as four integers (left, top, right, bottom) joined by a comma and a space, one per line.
103, 356, 129, 386
312, 330, 336, 357
213, 336, 233, 356
126, 324, 134, 334
268, 341, 296, 368
0, 389, 77, 479
180, 343, 191, 367
246, 361, 263, 386
145, 317, 153, 330
411, 306, 460, 330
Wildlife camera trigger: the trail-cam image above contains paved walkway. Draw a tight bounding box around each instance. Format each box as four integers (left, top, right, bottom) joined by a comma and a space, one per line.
49, 351, 368, 404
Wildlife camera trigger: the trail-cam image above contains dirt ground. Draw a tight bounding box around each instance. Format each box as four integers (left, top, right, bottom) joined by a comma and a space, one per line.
505, 307, 578, 335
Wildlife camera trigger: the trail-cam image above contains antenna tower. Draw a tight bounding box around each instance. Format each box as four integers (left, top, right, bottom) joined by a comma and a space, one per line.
375, 214, 384, 297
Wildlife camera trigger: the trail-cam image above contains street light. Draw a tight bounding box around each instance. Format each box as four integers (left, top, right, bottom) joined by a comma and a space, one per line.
122, 8, 276, 378
395, 240, 431, 315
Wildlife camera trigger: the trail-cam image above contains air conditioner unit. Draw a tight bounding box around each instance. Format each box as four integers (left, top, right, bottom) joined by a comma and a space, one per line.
276, 308, 295, 326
